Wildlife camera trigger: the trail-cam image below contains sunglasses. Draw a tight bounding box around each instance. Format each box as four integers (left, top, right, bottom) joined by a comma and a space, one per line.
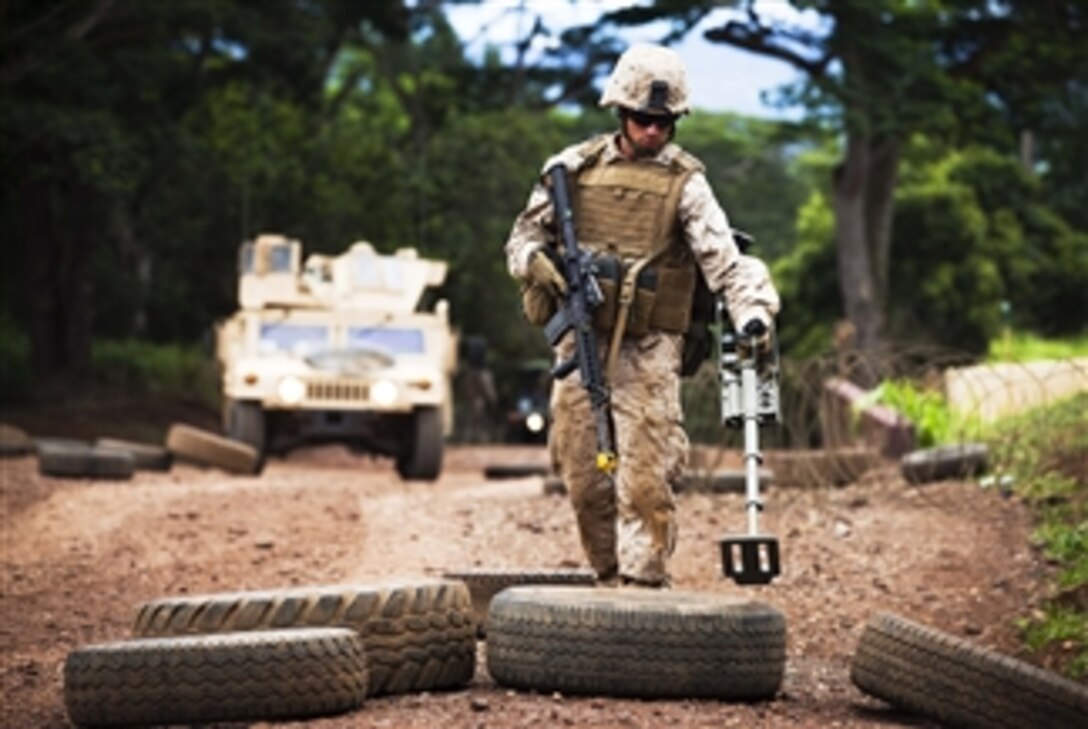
626, 110, 677, 130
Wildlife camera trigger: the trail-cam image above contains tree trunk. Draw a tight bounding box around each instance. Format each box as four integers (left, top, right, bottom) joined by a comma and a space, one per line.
25, 160, 60, 374
23, 153, 98, 376
865, 135, 900, 324
832, 132, 900, 379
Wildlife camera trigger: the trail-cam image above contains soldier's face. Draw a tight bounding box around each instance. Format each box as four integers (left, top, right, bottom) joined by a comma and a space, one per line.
621, 110, 675, 158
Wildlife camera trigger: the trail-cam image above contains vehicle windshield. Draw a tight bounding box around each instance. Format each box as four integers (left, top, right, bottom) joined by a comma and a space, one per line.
347, 326, 424, 355
258, 323, 329, 356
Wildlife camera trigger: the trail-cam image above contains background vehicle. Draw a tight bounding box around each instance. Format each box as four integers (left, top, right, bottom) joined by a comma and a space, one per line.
499, 359, 552, 444
215, 234, 456, 479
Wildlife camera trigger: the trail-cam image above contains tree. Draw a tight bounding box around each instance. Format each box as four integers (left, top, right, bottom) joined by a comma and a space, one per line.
605, 0, 1087, 361
0, 0, 408, 372
778, 137, 1088, 356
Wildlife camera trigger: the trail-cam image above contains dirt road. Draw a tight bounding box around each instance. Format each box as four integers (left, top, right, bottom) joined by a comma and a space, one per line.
0, 443, 1052, 727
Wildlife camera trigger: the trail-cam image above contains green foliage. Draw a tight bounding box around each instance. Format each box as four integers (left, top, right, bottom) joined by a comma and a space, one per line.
882, 141, 1088, 353
0, 313, 33, 406
1019, 606, 1088, 678
890, 178, 1000, 351
987, 332, 1088, 362
871, 379, 978, 447
681, 113, 810, 261
4, 0, 1086, 380
989, 393, 1088, 488
415, 107, 579, 362
772, 187, 840, 358
987, 393, 1088, 679
91, 340, 219, 411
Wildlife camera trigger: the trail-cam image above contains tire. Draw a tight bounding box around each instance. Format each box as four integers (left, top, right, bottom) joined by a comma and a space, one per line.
95, 437, 173, 472
851, 612, 1088, 729
542, 475, 566, 495
483, 463, 551, 480
0, 423, 33, 457
132, 579, 475, 696
64, 628, 365, 727
166, 423, 260, 475
396, 407, 443, 481
676, 468, 775, 494
487, 587, 786, 700
225, 399, 267, 466
900, 443, 989, 484
443, 568, 596, 638
37, 441, 135, 480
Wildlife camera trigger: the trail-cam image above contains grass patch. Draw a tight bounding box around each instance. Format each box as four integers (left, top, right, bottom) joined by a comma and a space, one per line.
92, 339, 219, 411
987, 331, 1088, 362
869, 378, 980, 447
989, 393, 1088, 679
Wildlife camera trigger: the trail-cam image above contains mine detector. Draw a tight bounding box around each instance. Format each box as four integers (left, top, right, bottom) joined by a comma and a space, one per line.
214, 234, 457, 480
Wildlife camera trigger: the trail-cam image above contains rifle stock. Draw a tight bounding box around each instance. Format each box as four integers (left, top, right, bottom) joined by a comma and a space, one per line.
544, 164, 616, 474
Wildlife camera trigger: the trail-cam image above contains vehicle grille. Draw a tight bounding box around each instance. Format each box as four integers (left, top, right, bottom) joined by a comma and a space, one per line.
306, 380, 369, 402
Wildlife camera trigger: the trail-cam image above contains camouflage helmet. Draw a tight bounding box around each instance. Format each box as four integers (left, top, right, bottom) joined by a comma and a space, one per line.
599, 44, 691, 115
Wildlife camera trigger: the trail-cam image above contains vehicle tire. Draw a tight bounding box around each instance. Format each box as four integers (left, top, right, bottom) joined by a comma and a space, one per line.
443, 568, 596, 637
95, 437, 173, 472
396, 407, 443, 481
851, 612, 1088, 729
166, 423, 261, 475
132, 579, 475, 697
64, 628, 366, 727
900, 443, 989, 484
37, 441, 135, 480
487, 587, 786, 700
226, 399, 267, 466
483, 463, 551, 480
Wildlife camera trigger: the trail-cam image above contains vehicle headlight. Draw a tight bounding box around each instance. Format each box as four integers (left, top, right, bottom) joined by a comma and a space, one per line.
371, 379, 398, 406
277, 376, 306, 405
526, 412, 546, 433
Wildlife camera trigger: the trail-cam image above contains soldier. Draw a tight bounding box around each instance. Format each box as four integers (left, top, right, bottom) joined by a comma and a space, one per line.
504, 44, 781, 588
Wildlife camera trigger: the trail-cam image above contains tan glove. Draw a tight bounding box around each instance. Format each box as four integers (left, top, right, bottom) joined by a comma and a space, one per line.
527, 248, 568, 296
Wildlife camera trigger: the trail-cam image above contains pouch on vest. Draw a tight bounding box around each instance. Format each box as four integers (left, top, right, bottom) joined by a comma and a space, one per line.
590, 253, 621, 332
648, 265, 696, 334
625, 266, 658, 338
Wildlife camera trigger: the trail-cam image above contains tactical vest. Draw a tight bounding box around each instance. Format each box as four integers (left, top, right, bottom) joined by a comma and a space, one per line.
573, 143, 701, 338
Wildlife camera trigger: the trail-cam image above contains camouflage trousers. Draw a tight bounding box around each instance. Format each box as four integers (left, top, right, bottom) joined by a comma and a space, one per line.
549, 331, 689, 585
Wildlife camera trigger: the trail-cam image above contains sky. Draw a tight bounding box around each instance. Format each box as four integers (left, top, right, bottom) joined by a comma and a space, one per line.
443, 0, 826, 118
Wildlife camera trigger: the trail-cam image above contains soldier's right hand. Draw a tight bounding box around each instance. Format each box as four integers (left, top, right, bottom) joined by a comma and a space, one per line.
741, 318, 772, 355
527, 247, 568, 296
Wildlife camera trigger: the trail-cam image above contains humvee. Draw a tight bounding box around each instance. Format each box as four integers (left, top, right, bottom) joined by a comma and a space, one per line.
215, 234, 456, 479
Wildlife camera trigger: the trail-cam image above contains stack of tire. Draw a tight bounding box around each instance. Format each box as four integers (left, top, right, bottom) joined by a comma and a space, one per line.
27, 423, 264, 481
63, 579, 477, 726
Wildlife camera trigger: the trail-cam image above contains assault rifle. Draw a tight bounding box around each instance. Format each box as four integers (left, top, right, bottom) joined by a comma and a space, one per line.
541, 164, 617, 474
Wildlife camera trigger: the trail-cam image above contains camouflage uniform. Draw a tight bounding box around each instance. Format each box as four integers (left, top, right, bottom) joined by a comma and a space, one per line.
504, 46, 780, 587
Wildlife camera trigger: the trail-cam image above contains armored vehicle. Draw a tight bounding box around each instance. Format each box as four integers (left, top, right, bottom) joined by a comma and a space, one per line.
215, 234, 456, 479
